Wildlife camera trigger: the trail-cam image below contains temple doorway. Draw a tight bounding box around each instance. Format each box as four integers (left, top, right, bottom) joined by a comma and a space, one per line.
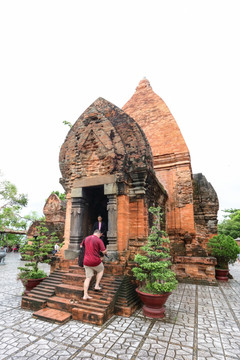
83, 185, 108, 238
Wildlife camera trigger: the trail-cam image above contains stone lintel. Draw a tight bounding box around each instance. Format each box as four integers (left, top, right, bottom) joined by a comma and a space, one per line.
104, 183, 117, 195
73, 175, 116, 188
175, 256, 217, 265
71, 188, 83, 198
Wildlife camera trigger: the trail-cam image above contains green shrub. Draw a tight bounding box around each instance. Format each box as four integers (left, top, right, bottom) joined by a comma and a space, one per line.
207, 234, 240, 269
18, 222, 59, 279
132, 207, 178, 294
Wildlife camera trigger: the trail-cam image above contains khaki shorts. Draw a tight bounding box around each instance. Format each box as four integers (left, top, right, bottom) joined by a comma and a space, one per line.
84, 262, 104, 278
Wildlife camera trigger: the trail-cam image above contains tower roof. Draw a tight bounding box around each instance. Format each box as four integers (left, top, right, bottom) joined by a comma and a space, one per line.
59, 97, 153, 191
122, 79, 190, 158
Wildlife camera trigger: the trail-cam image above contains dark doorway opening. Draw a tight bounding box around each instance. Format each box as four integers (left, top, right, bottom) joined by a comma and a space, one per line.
83, 185, 108, 238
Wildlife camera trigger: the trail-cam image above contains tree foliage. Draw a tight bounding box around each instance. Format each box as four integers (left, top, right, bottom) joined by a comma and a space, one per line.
50, 191, 66, 201
0, 174, 44, 248
218, 209, 240, 239
207, 234, 240, 269
18, 222, 59, 279
0, 179, 28, 227
132, 207, 178, 294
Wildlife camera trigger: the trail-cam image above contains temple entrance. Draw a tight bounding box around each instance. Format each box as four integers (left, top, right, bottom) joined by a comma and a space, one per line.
83, 185, 108, 238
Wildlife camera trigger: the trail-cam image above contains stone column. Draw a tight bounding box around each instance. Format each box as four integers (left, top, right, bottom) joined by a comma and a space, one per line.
65, 188, 85, 260
104, 183, 118, 261
107, 194, 117, 251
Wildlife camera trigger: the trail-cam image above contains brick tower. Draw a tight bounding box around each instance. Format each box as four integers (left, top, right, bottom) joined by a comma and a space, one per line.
59, 97, 166, 267
123, 79, 219, 282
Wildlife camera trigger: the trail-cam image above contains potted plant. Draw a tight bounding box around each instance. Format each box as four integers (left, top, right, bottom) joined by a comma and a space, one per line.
18, 223, 58, 293
207, 234, 240, 281
132, 206, 178, 318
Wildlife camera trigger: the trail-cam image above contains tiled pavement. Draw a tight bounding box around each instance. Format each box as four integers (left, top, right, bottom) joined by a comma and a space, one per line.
0, 253, 240, 360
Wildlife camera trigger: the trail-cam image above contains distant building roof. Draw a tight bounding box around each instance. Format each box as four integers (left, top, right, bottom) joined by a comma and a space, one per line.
0, 228, 27, 235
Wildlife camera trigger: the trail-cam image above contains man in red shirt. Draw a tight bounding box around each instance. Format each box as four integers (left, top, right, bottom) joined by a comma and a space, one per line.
81, 229, 108, 300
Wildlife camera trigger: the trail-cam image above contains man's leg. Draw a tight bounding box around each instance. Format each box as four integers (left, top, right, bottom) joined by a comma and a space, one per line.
94, 263, 104, 290
83, 266, 93, 300
83, 277, 93, 299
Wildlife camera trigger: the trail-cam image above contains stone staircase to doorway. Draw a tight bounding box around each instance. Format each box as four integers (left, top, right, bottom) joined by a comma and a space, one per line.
22, 265, 141, 326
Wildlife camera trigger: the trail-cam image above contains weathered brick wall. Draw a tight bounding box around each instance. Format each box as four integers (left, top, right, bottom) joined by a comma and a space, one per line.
59, 97, 153, 192
193, 173, 219, 251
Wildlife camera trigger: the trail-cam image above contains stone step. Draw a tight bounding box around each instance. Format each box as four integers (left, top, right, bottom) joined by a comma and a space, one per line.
55, 284, 83, 300
71, 307, 108, 326
43, 279, 62, 285
47, 296, 110, 313
21, 296, 47, 311
62, 273, 85, 285
31, 289, 54, 296
37, 284, 57, 291
27, 293, 50, 301
33, 308, 72, 323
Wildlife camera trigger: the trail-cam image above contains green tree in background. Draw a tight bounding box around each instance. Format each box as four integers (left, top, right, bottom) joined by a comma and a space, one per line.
50, 191, 66, 201
218, 209, 240, 239
0, 174, 42, 248
0, 177, 28, 230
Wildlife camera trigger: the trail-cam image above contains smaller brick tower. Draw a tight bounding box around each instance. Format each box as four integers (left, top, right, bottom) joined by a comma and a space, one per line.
59, 97, 166, 267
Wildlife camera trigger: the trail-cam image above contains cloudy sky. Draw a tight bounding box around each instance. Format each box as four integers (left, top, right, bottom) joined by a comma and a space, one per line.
0, 0, 239, 221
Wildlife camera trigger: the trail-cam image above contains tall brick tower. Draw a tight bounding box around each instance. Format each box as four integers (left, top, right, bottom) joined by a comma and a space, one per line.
123, 78, 194, 235
123, 79, 219, 282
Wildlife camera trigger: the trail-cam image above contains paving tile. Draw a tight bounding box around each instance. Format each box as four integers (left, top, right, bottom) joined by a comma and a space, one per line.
84, 329, 122, 355
12, 317, 60, 336
106, 315, 133, 332
165, 343, 194, 359
44, 321, 100, 347
148, 322, 174, 341
174, 311, 195, 328
12, 338, 78, 359
0, 295, 22, 309
170, 324, 194, 347
72, 350, 105, 359
107, 332, 143, 359
124, 316, 152, 336
136, 337, 167, 359
198, 327, 224, 356
0, 308, 33, 327
0, 327, 38, 358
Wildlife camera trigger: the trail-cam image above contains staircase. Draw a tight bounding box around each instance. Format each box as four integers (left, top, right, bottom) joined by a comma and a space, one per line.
21, 269, 66, 311
33, 265, 123, 325
22, 265, 140, 326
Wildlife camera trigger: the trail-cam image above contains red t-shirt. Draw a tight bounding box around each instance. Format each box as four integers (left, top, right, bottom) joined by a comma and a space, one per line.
82, 235, 105, 267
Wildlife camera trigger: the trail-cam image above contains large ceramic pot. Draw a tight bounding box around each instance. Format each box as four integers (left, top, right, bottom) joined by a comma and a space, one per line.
215, 268, 229, 281
21, 278, 46, 294
136, 288, 171, 318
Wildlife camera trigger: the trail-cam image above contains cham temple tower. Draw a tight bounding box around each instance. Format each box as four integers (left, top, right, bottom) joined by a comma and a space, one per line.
58, 78, 219, 284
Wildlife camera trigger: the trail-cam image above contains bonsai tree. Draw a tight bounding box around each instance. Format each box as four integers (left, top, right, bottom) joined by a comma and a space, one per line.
132, 206, 178, 294
18, 222, 59, 280
207, 234, 240, 269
